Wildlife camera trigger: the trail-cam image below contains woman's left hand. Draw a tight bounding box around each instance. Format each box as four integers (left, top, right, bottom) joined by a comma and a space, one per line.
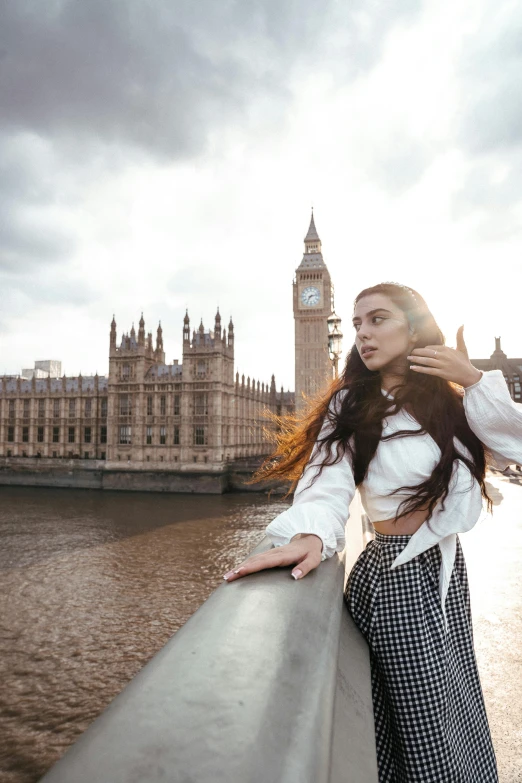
407, 325, 483, 389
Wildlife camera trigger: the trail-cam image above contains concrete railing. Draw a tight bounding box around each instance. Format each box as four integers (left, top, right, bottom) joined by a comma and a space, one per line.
39, 494, 378, 783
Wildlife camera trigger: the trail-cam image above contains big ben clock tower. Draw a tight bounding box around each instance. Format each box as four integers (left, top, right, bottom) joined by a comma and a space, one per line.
293, 211, 334, 412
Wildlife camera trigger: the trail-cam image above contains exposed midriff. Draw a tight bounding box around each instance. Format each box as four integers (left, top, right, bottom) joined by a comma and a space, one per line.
372, 506, 430, 536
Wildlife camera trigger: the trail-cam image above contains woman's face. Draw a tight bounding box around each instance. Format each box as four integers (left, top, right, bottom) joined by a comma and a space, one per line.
352, 293, 417, 374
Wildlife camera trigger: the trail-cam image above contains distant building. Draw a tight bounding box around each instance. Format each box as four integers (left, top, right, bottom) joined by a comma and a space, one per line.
0, 312, 294, 465
35, 360, 62, 377
21, 360, 62, 381
294, 212, 336, 412
471, 337, 521, 402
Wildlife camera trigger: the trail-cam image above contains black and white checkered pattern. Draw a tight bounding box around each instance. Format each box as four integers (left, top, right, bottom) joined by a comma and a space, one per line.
344, 532, 498, 782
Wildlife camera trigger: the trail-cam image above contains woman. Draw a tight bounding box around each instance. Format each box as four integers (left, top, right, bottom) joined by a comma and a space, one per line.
222, 282, 521, 782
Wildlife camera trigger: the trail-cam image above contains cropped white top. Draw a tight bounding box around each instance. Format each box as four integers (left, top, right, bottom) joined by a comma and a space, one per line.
265, 370, 522, 619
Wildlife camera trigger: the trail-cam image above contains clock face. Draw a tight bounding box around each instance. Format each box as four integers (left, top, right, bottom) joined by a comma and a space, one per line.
301, 286, 321, 306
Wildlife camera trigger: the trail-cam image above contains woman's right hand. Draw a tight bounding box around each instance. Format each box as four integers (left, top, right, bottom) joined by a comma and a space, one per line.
222, 533, 324, 582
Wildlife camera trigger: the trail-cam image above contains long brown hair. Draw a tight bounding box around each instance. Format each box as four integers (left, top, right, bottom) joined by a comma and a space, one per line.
246, 282, 493, 524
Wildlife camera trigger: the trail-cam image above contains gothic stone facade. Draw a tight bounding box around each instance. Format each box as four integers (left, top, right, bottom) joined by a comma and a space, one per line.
471, 337, 522, 401
0, 311, 294, 467
294, 213, 335, 412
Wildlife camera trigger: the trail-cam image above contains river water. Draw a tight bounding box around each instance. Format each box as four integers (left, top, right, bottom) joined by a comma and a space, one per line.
0, 486, 291, 783
2, 479, 522, 783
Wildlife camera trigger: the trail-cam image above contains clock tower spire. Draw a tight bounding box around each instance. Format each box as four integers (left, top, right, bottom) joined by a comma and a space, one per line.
293, 211, 334, 412
304, 209, 322, 255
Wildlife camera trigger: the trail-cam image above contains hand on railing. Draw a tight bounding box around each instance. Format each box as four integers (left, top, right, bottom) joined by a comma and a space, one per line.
223, 533, 323, 583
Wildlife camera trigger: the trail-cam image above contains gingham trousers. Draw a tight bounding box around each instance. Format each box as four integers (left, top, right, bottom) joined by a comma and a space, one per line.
344, 531, 498, 782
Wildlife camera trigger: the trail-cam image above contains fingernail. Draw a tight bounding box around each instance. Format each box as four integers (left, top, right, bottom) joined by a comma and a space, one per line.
291, 569, 303, 580
223, 567, 245, 581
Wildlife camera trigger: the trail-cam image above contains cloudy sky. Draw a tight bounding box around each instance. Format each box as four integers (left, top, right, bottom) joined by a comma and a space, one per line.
1, 0, 521, 390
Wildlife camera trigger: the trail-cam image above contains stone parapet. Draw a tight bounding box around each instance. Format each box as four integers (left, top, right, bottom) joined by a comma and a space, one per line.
38, 492, 377, 783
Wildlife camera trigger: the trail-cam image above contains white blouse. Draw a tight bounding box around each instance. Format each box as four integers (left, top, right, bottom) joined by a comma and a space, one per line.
264, 370, 522, 621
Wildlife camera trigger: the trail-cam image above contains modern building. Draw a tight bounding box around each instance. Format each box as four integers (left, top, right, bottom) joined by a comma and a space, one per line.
0, 311, 294, 467
293, 212, 336, 411
21, 360, 62, 381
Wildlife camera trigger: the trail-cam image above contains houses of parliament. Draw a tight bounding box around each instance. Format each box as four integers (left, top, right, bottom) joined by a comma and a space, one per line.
1, 213, 521, 474
0, 214, 336, 470
0, 310, 287, 466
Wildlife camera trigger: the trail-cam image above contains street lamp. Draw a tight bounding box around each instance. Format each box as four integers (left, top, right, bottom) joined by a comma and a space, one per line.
327, 310, 343, 378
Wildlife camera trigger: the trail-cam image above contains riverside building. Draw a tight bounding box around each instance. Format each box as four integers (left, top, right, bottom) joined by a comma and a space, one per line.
294, 211, 336, 411
472, 337, 522, 401
0, 310, 294, 468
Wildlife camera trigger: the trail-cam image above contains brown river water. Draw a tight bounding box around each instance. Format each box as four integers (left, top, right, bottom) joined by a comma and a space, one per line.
2, 477, 522, 782
0, 486, 291, 783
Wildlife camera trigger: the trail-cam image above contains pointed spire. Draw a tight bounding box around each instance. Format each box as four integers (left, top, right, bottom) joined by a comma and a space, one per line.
300, 209, 325, 267
110, 314, 117, 350
304, 209, 320, 242
156, 321, 164, 353
227, 316, 234, 348
138, 313, 145, 346
183, 310, 190, 344
492, 336, 507, 358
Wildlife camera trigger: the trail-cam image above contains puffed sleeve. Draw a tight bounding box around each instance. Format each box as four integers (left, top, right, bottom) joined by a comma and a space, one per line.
463, 369, 522, 469
264, 390, 356, 561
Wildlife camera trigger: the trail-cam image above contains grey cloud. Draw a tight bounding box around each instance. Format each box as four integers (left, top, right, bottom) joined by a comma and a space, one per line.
0, 218, 71, 272
0, 0, 292, 160
25, 272, 96, 307
0, 0, 424, 283
453, 158, 522, 212
451, 154, 522, 239
0, 135, 76, 272
453, 17, 522, 224
0, 266, 95, 371
462, 84, 522, 156
167, 264, 245, 300
0, 0, 423, 161
364, 135, 432, 194
2, 266, 96, 322
457, 23, 522, 156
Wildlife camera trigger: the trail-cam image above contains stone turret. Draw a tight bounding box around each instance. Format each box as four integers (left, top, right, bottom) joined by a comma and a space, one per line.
110, 315, 117, 352
138, 313, 145, 346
